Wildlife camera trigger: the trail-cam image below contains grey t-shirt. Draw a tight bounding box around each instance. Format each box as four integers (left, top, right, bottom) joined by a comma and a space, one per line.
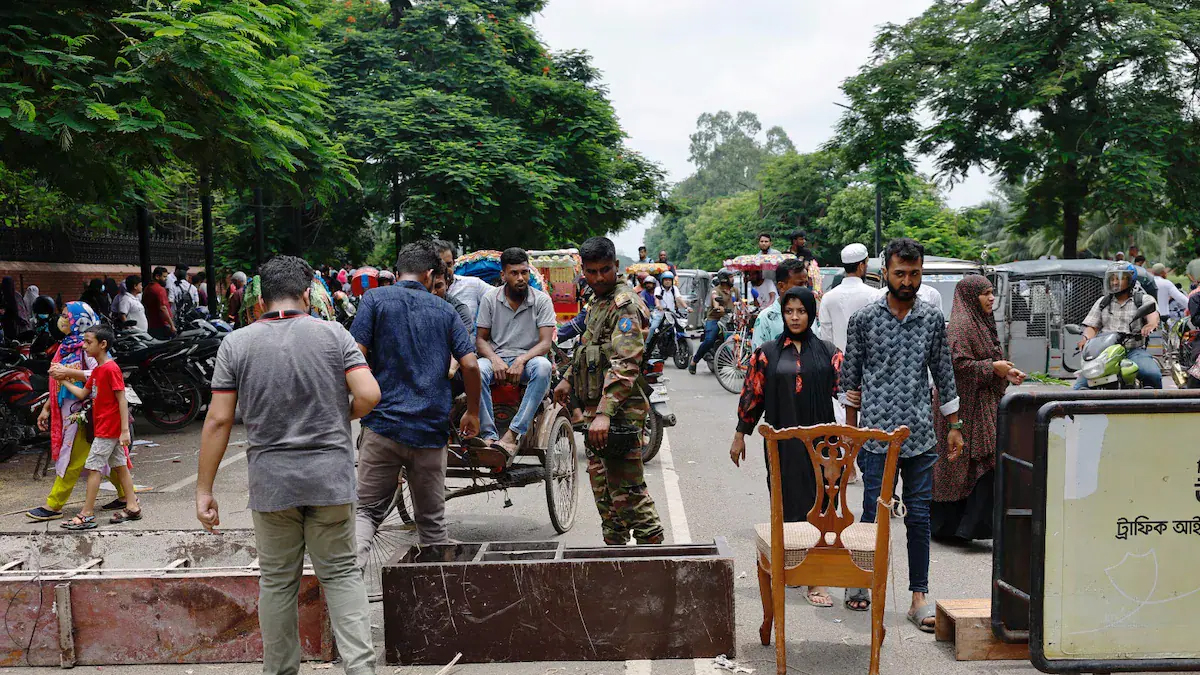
476, 286, 557, 359
211, 313, 368, 512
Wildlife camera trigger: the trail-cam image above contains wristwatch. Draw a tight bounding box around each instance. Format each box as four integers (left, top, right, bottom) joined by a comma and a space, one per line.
949, 421, 965, 431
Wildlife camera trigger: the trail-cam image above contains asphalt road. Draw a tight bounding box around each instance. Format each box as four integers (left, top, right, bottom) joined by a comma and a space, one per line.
0, 358, 1043, 675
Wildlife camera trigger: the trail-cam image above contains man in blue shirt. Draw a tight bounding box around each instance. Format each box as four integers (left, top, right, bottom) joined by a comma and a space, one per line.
351, 241, 482, 561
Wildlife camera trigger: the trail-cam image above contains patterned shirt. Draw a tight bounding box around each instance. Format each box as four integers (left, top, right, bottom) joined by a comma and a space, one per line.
1082, 292, 1156, 349
841, 296, 960, 456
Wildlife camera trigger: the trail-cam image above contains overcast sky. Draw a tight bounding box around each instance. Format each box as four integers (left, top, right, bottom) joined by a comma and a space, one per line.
531, 0, 992, 257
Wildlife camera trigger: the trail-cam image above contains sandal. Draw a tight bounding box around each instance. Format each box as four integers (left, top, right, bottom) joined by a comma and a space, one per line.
110, 507, 143, 524
101, 498, 127, 511
908, 602, 937, 633
845, 587, 870, 611
26, 507, 63, 522
806, 587, 834, 608
61, 514, 97, 531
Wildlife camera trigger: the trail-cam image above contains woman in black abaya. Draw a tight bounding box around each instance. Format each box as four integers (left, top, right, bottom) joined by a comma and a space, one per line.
730, 286, 842, 607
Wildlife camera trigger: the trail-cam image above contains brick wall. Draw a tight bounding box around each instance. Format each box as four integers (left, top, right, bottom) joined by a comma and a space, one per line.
0, 261, 200, 304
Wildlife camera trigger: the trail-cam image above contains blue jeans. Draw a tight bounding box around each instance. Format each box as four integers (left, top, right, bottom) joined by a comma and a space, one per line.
646, 311, 665, 349
478, 355, 552, 440
692, 319, 722, 365
859, 449, 937, 594
1072, 346, 1162, 389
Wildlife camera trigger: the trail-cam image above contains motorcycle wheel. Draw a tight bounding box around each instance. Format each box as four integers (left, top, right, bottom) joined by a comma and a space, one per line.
141, 372, 202, 432
673, 338, 692, 370
641, 409, 663, 463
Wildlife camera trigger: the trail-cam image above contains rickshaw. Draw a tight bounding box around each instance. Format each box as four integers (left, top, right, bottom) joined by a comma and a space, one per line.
362, 250, 577, 602
529, 249, 582, 322
990, 259, 1160, 380
710, 253, 795, 394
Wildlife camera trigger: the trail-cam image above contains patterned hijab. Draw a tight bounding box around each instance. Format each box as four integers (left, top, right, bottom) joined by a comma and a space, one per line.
947, 275, 1001, 362
308, 279, 335, 321
57, 302, 99, 369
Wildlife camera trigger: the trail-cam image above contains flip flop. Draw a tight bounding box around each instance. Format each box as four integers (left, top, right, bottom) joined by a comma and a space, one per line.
908, 602, 937, 633
845, 587, 870, 611
806, 588, 834, 608
61, 514, 97, 531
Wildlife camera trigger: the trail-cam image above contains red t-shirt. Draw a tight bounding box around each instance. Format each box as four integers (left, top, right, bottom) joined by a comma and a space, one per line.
144, 282, 172, 329
86, 360, 125, 439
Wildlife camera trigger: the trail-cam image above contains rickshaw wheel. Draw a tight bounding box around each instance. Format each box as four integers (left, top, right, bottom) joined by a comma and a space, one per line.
365, 468, 416, 603
714, 336, 749, 394
544, 413, 579, 534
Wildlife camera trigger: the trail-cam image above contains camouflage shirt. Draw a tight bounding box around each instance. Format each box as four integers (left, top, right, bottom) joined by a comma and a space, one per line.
570, 281, 649, 421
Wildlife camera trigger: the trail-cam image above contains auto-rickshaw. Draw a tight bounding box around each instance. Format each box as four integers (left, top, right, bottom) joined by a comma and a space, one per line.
529, 249, 582, 322
990, 259, 1160, 380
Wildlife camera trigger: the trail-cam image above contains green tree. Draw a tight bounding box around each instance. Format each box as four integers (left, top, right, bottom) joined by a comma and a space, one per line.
313, 0, 665, 249
836, 0, 1200, 259
684, 192, 769, 271
757, 150, 850, 260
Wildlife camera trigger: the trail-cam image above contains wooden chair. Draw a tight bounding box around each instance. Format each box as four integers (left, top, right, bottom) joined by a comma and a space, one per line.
755, 422, 910, 675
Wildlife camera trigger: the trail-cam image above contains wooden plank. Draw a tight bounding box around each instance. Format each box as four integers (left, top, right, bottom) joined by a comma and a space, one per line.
55, 583, 75, 669
935, 599, 1028, 662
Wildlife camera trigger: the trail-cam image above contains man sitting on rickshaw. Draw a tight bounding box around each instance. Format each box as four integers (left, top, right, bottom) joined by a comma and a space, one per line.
475, 247, 558, 457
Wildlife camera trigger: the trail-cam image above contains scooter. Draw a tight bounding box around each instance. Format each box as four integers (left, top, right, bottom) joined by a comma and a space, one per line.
1076, 302, 1159, 389
648, 310, 693, 370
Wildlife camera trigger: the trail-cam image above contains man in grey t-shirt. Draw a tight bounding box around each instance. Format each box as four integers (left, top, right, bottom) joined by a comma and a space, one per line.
196, 255, 382, 675
475, 247, 557, 456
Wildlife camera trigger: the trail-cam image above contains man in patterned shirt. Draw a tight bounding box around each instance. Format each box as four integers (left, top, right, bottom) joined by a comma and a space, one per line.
841, 237, 964, 631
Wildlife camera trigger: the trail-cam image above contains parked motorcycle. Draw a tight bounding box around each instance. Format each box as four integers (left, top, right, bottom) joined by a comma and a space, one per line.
113, 337, 204, 432
648, 310, 693, 370
1075, 301, 1159, 389
0, 354, 50, 462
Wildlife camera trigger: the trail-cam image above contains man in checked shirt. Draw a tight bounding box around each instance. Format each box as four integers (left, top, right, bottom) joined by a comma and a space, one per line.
841, 237, 964, 632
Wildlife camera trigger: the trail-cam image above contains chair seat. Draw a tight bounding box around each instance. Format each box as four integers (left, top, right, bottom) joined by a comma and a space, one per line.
754, 521, 877, 571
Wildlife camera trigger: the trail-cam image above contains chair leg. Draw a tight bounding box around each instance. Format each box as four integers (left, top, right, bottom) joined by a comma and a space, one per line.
756, 560, 773, 646
869, 579, 886, 675
772, 564, 787, 675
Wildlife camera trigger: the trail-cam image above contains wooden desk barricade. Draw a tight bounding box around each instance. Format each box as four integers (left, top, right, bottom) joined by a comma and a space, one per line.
383, 539, 736, 665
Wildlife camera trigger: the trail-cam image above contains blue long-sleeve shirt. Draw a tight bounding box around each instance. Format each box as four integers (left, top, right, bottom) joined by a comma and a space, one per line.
557, 307, 588, 342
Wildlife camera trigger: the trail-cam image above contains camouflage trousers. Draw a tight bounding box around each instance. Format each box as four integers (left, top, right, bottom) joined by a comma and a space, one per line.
584, 420, 664, 546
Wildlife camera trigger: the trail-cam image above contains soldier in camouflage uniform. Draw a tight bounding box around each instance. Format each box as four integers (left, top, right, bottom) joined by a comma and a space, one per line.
555, 237, 664, 545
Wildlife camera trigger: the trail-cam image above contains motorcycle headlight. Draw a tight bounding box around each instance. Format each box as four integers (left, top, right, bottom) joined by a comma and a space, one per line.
1079, 360, 1107, 379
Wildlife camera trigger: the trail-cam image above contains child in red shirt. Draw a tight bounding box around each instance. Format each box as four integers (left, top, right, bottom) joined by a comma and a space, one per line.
59, 325, 143, 530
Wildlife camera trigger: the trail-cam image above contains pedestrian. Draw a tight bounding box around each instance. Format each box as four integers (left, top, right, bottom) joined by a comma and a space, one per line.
731, 286, 841, 607
25, 302, 131, 522
226, 271, 247, 327
22, 284, 39, 314
1073, 262, 1161, 389
688, 270, 738, 374
144, 266, 176, 340
841, 237, 963, 630
196, 254, 382, 675
657, 250, 677, 274
352, 241, 482, 561
1, 276, 31, 342
757, 232, 781, 255
168, 264, 200, 317
111, 275, 148, 332
932, 276, 1025, 542
434, 240, 491, 324
554, 236, 664, 546
56, 324, 142, 530
193, 271, 209, 307
637, 245, 651, 264
751, 258, 810, 348
1150, 263, 1188, 320
818, 244, 877, 351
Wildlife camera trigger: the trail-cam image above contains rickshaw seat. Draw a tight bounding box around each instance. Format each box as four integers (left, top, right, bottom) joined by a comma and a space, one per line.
490, 382, 523, 407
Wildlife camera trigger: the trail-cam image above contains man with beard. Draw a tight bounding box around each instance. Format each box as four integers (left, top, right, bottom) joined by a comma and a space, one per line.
475, 247, 557, 457
840, 237, 962, 630
554, 236, 663, 546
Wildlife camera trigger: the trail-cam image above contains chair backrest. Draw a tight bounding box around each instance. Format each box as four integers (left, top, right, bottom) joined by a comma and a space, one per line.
758, 423, 910, 553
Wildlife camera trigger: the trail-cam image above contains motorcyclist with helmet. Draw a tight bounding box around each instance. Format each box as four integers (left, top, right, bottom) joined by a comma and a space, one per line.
1074, 262, 1162, 389
645, 271, 687, 350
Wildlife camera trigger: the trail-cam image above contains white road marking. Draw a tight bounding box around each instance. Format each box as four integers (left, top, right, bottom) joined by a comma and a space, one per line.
657, 431, 692, 544
160, 449, 247, 492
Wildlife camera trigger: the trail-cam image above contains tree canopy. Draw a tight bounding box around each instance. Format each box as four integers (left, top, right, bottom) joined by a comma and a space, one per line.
314, 0, 666, 251
836, 0, 1200, 258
